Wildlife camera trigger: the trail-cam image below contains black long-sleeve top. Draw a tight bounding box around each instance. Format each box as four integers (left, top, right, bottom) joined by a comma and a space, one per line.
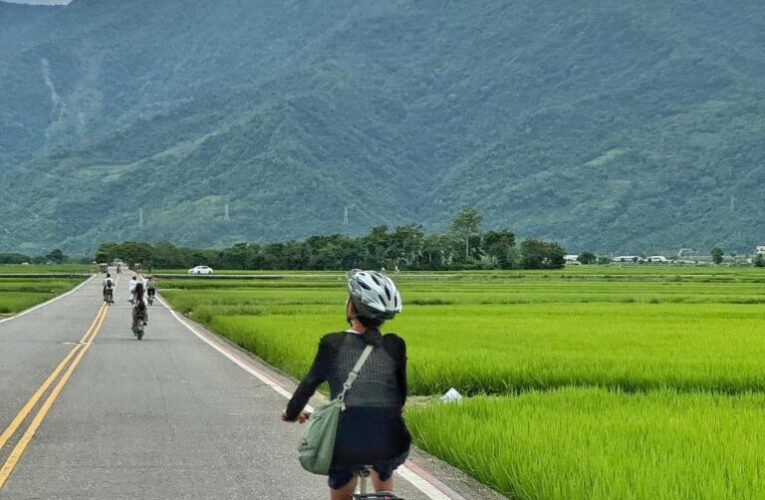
285, 331, 407, 420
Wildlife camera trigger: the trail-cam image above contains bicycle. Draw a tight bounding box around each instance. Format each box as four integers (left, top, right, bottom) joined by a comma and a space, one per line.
132, 305, 147, 341
103, 288, 114, 305
135, 320, 145, 340
354, 467, 404, 500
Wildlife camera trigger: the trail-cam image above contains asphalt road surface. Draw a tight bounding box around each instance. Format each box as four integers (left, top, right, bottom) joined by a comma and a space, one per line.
0, 275, 497, 500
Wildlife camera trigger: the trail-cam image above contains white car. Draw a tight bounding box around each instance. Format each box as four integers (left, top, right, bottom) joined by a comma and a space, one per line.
188, 265, 214, 275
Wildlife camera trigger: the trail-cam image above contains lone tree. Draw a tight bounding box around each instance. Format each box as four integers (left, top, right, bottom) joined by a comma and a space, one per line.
449, 207, 483, 260
711, 247, 724, 265
520, 238, 566, 269
578, 252, 597, 265
482, 229, 516, 268
45, 249, 66, 263
754, 254, 765, 268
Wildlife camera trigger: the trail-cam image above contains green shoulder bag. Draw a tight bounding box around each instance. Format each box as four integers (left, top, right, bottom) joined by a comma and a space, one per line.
298, 344, 374, 475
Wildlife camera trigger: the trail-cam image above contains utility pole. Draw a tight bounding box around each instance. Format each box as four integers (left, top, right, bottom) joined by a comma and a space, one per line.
139, 208, 143, 228
343, 205, 349, 225
224, 203, 230, 222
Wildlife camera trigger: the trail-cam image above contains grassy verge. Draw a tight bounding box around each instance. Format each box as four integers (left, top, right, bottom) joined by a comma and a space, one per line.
159, 269, 765, 498
0, 276, 86, 314
0, 263, 92, 275
161, 275, 765, 394
406, 389, 765, 500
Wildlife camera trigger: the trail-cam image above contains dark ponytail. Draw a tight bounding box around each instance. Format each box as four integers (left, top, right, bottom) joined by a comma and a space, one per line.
134, 283, 145, 302
357, 316, 384, 346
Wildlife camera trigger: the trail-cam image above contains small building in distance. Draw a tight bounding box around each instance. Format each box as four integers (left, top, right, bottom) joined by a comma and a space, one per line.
648, 255, 670, 263
612, 256, 642, 263
756, 245, 765, 255
564, 254, 580, 264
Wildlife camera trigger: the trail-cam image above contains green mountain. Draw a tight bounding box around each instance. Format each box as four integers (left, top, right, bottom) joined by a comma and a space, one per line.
1, 0, 763, 255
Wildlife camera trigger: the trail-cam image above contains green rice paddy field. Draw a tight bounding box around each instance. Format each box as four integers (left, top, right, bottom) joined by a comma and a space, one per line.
0, 263, 92, 275
0, 270, 87, 314
161, 268, 765, 499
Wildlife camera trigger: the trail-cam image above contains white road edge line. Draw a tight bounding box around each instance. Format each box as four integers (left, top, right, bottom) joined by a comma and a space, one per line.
158, 296, 454, 500
0, 275, 95, 326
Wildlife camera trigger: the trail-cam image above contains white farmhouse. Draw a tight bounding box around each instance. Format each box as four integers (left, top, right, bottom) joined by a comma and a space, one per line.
648, 256, 669, 263
564, 254, 580, 264
612, 256, 641, 263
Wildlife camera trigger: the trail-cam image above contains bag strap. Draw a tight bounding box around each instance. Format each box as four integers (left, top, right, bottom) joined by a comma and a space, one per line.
337, 344, 374, 403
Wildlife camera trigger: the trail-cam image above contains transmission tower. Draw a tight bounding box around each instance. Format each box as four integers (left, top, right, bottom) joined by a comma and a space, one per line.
139, 208, 144, 228
224, 203, 230, 222
343, 205, 349, 225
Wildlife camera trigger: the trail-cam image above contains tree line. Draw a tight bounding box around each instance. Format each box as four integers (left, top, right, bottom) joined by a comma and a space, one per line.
0, 249, 71, 265
94, 208, 567, 271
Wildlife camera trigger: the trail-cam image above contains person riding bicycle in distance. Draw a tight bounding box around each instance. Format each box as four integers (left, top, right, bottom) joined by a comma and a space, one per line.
128, 275, 138, 304
145, 275, 157, 300
102, 273, 115, 304
283, 269, 410, 500
131, 282, 148, 336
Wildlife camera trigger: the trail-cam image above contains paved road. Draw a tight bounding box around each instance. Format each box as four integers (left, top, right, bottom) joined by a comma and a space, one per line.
0, 275, 483, 500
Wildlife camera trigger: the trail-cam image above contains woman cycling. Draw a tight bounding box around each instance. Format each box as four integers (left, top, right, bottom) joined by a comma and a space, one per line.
131, 282, 148, 336
282, 270, 410, 500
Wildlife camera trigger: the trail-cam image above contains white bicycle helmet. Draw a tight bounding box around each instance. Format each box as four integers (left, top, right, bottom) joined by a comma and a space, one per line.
347, 269, 402, 320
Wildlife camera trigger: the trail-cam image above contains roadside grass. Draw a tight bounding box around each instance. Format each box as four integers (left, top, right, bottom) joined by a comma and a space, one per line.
182, 303, 765, 395
0, 277, 85, 314
0, 293, 55, 314
161, 274, 765, 394
0, 264, 92, 275
405, 388, 765, 500
158, 272, 765, 304
155, 268, 342, 276
159, 269, 765, 498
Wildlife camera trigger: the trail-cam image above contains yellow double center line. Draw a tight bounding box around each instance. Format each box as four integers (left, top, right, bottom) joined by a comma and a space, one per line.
0, 301, 110, 489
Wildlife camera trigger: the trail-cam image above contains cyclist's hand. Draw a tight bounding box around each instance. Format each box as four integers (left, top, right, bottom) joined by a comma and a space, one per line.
281, 410, 311, 423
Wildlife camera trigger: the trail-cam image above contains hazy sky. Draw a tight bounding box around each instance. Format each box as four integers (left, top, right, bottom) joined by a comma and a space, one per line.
3, 0, 72, 4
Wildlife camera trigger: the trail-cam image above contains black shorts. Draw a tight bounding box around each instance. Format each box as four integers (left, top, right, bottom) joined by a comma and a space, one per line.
328, 407, 411, 490
328, 450, 408, 490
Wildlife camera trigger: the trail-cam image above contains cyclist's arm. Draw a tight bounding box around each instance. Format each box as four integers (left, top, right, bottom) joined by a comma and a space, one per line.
389, 335, 407, 406
284, 337, 333, 420
398, 342, 407, 406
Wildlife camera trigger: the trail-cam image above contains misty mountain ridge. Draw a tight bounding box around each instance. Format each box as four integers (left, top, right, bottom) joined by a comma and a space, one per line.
1, 0, 763, 255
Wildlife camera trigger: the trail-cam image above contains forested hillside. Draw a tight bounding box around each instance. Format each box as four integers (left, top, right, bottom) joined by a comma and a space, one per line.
1, 0, 763, 255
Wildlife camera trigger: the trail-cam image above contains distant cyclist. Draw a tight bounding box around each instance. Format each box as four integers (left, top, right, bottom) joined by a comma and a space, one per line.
282, 270, 410, 500
131, 282, 148, 337
127, 275, 138, 304
102, 273, 115, 304
145, 275, 157, 305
